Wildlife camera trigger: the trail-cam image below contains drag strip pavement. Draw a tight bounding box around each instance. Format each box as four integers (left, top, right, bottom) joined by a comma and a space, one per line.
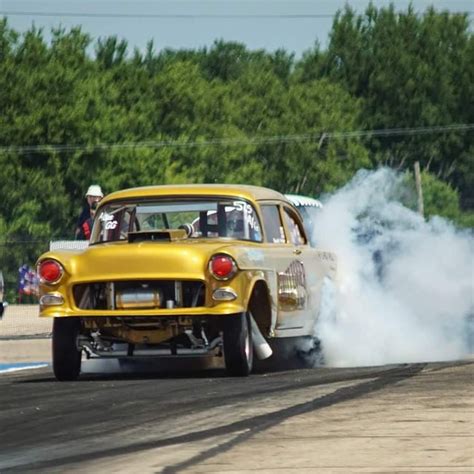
0, 362, 425, 472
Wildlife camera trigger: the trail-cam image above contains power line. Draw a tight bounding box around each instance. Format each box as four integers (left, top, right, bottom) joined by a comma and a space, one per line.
1, 124, 473, 155
0, 11, 337, 19
2, 11, 473, 19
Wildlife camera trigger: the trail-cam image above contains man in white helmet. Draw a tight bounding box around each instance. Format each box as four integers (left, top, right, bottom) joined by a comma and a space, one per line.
75, 184, 104, 239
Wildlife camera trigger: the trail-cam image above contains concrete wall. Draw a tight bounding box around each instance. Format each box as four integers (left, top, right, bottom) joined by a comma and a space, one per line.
0, 305, 51, 339
0, 305, 51, 363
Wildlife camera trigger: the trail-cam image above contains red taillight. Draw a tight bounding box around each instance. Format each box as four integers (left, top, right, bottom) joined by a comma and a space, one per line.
38, 260, 63, 284
209, 254, 237, 280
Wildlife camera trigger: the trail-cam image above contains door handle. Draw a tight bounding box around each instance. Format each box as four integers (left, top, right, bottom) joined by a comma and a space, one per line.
293, 248, 302, 255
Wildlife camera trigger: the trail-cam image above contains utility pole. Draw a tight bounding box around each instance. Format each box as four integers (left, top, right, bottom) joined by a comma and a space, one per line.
414, 161, 424, 217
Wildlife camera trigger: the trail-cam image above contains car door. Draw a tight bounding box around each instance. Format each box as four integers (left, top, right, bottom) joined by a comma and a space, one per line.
258, 202, 299, 332
279, 205, 335, 335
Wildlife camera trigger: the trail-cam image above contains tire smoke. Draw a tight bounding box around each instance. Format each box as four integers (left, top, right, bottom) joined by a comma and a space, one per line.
313, 168, 473, 367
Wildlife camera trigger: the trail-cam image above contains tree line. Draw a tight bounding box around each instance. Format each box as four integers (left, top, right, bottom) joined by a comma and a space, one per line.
0, 3, 472, 291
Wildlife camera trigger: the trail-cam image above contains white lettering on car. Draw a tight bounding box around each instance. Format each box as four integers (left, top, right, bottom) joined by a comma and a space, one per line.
105, 221, 118, 230
99, 212, 114, 222
232, 201, 260, 231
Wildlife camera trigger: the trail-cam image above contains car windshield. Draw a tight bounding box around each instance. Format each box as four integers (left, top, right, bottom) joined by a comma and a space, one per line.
91, 198, 262, 244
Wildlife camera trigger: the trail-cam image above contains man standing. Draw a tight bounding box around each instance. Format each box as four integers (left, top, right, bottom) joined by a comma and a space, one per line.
78, 201, 98, 240
75, 184, 103, 239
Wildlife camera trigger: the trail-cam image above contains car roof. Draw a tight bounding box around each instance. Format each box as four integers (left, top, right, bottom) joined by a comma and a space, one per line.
101, 184, 290, 205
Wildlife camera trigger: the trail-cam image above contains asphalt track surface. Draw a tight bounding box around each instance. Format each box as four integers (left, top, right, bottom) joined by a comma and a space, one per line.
0, 356, 444, 473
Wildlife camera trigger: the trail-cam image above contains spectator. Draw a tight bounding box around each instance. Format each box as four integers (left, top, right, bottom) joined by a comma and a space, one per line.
75, 184, 103, 238
77, 201, 98, 240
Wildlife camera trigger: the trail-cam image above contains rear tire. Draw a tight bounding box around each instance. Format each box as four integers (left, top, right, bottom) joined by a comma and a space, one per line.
223, 312, 253, 376
254, 336, 323, 372
294, 336, 324, 367
52, 318, 82, 381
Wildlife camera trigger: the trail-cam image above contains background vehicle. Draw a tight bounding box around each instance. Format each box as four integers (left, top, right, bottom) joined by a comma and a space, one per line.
285, 194, 323, 247
0, 271, 6, 319
37, 185, 337, 380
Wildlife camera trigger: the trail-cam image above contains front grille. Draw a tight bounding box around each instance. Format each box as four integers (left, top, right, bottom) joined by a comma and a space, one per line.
73, 280, 205, 310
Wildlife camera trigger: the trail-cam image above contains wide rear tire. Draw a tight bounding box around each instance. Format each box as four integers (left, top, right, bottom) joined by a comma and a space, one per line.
52, 318, 82, 381
223, 312, 253, 376
254, 336, 323, 372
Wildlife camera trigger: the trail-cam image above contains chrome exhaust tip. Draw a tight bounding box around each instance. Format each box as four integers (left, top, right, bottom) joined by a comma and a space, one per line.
249, 314, 273, 360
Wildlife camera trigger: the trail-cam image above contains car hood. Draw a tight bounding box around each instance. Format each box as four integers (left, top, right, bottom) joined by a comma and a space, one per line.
40, 239, 265, 283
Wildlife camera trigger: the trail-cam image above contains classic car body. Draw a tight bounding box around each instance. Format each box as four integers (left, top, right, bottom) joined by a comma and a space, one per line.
37, 184, 337, 380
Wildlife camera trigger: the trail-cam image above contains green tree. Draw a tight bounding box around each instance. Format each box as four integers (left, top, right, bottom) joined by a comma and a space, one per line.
316, 3, 474, 208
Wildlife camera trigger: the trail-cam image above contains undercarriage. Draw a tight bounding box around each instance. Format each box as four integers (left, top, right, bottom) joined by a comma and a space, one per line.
77, 316, 223, 359
51, 309, 272, 380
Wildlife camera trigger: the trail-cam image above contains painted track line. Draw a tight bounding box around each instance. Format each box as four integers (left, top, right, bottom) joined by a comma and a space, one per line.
0, 363, 48, 374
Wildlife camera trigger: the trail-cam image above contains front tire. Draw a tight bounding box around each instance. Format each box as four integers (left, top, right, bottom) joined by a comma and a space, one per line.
223, 312, 253, 376
52, 318, 82, 381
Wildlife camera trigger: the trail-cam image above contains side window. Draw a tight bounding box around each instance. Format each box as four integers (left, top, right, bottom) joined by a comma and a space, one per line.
261, 205, 286, 243
283, 208, 306, 245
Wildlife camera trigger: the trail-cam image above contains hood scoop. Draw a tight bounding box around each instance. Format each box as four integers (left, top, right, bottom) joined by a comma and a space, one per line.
128, 229, 187, 243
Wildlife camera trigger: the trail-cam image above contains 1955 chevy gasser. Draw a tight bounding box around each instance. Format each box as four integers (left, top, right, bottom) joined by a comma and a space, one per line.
37, 184, 337, 380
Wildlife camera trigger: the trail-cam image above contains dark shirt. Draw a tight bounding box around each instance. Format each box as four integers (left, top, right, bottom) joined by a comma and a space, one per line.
76, 205, 91, 228
75, 204, 92, 239
78, 217, 93, 240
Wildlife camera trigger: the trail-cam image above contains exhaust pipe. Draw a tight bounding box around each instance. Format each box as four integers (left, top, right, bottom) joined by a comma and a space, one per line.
249, 314, 273, 360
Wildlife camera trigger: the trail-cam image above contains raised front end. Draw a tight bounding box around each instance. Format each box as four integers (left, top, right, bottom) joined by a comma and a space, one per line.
38, 192, 268, 380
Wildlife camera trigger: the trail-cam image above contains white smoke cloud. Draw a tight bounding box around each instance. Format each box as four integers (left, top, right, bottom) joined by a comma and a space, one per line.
313, 168, 474, 367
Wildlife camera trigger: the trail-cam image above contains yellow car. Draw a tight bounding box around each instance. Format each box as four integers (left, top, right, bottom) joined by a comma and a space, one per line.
37, 184, 337, 380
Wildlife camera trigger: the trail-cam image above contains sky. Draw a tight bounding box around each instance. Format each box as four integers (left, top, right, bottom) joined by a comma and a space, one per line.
1, 1, 472, 57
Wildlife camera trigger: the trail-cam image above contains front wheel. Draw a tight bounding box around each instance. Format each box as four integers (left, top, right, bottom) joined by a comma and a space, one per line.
52, 318, 82, 381
223, 312, 253, 376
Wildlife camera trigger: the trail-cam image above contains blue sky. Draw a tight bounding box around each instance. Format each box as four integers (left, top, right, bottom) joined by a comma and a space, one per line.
1, 1, 472, 57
